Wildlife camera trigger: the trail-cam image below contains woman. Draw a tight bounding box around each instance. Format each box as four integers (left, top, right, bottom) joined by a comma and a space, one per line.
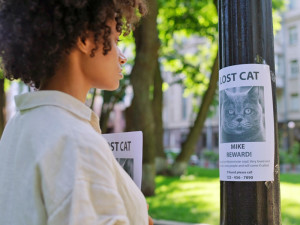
0, 0, 153, 224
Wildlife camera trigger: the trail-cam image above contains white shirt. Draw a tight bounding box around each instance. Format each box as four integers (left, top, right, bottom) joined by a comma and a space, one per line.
0, 90, 148, 225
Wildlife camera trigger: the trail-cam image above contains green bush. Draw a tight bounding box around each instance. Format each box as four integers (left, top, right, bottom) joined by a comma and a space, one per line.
280, 142, 300, 166
288, 142, 300, 166
202, 150, 219, 164
279, 150, 288, 164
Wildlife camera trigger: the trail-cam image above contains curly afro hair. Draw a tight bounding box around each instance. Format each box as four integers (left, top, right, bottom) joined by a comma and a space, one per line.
0, 0, 146, 88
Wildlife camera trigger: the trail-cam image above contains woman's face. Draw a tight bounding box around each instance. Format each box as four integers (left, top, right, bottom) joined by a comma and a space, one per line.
80, 20, 127, 91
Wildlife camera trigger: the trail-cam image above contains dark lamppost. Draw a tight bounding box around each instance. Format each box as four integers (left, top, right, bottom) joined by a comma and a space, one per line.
218, 1, 281, 224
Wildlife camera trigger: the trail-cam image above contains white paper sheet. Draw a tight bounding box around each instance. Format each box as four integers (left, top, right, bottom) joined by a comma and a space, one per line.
219, 64, 275, 181
102, 131, 143, 188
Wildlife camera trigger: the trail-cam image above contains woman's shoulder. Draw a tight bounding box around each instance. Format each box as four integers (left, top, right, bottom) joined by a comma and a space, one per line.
12, 102, 110, 160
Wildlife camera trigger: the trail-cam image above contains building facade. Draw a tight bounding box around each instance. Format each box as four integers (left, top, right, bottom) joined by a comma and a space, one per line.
275, 0, 300, 149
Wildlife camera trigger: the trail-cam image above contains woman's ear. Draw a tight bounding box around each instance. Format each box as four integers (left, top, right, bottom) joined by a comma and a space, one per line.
76, 32, 93, 55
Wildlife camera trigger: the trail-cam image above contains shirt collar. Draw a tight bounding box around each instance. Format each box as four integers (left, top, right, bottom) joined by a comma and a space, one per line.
15, 90, 101, 133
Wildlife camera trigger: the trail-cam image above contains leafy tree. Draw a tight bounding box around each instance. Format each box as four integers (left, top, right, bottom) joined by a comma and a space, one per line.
126, 0, 160, 196
154, 0, 219, 176
287, 142, 300, 169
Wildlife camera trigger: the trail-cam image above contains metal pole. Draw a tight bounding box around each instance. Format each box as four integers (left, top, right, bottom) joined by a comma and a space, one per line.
218, 1, 281, 224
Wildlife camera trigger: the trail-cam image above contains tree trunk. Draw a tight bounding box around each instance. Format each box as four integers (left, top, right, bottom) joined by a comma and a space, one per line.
100, 103, 111, 133
129, 0, 160, 196
152, 59, 168, 174
125, 103, 134, 132
0, 78, 5, 138
100, 85, 127, 133
171, 54, 219, 176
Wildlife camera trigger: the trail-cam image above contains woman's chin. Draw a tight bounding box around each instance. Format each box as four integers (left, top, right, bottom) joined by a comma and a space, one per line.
104, 83, 120, 91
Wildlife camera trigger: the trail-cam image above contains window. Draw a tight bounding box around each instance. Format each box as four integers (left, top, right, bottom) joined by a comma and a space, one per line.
213, 133, 219, 148
180, 133, 188, 145
289, 26, 298, 45
275, 54, 284, 76
202, 133, 207, 148
290, 93, 299, 111
290, 60, 299, 77
289, 0, 297, 10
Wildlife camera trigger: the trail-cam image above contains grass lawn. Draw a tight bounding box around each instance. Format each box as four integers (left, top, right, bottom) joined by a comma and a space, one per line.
146, 167, 300, 225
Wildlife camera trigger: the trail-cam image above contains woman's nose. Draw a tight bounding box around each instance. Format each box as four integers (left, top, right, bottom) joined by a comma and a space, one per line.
119, 52, 127, 65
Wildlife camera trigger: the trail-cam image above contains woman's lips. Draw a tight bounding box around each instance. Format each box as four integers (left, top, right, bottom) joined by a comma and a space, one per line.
119, 71, 124, 79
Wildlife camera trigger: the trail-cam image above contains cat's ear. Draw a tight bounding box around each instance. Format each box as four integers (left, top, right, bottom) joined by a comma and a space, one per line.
258, 87, 264, 107
221, 90, 227, 104
247, 86, 259, 100
224, 89, 231, 99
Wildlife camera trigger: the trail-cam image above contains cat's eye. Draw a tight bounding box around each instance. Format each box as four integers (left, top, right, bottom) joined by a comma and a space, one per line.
244, 108, 252, 114
228, 109, 234, 115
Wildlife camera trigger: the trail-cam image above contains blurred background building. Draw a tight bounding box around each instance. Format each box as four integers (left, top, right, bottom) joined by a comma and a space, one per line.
275, 0, 300, 150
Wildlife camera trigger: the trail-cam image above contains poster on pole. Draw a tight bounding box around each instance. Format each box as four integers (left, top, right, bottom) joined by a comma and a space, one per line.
102, 131, 143, 188
219, 64, 274, 181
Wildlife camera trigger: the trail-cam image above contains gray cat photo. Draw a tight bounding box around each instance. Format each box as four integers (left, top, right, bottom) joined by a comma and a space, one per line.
116, 158, 134, 179
220, 86, 266, 143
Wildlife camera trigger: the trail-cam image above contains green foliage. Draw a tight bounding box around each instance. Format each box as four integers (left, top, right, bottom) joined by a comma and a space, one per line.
0, 68, 12, 92
280, 172, 300, 225
280, 143, 300, 166
272, 0, 286, 35
272, 10, 282, 34
157, 0, 284, 103
157, 0, 219, 117
202, 149, 219, 163
0, 68, 3, 79
288, 142, 300, 165
280, 149, 288, 164
272, 0, 287, 34
157, 0, 284, 96
272, 0, 286, 10
4, 79, 11, 92
157, 0, 218, 44
164, 148, 180, 164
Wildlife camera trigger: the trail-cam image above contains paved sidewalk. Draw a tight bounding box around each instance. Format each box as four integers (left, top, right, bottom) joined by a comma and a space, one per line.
153, 219, 209, 225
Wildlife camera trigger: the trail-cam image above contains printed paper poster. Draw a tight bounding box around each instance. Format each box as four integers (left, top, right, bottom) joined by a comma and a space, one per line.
219, 64, 275, 181
102, 131, 143, 188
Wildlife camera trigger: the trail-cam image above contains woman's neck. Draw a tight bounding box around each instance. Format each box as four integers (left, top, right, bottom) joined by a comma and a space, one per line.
40, 51, 91, 103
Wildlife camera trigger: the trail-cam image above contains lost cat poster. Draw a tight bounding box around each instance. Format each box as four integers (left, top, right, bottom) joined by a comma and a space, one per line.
102, 131, 143, 189
219, 64, 274, 181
